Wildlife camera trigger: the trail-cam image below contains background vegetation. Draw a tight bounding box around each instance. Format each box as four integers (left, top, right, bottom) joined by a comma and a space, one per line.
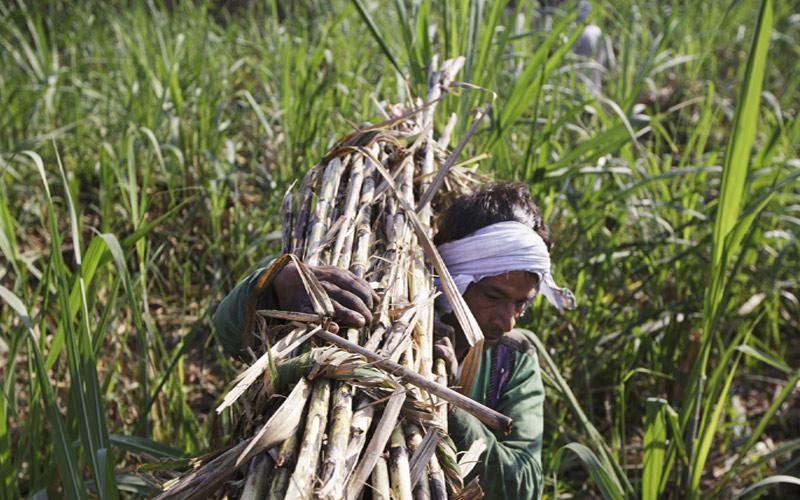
1, 0, 798, 497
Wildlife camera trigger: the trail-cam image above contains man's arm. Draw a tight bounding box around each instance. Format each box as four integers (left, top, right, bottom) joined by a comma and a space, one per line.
212, 267, 275, 358
448, 348, 545, 499
212, 261, 377, 358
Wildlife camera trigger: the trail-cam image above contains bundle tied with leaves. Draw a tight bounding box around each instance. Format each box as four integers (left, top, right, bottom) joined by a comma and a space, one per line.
157, 57, 505, 500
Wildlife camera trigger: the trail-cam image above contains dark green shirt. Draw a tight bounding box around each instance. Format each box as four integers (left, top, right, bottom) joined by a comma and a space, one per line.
450, 329, 545, 499
212, 270, 545, 499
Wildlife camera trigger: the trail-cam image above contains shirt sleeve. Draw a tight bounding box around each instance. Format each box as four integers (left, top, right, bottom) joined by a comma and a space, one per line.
448, 348, 545, 499
212, 265, 275, 357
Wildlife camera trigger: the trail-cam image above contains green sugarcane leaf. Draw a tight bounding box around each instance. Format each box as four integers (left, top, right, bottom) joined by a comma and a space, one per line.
732, 475, 800, 499
553, 442, 625, 500
642, 398, 668, 500
735, 345, 792, 374
0, 284, 86, 499
110, 434, 185, 460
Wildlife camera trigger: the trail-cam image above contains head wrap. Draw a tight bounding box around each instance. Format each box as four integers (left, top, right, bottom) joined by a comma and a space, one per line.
435, 221, 576, 312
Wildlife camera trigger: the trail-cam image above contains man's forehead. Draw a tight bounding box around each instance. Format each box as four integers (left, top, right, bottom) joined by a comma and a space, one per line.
479, 271, 539, 294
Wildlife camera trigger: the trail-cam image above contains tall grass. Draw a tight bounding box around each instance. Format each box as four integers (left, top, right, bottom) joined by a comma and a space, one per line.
1, 0, 798, 497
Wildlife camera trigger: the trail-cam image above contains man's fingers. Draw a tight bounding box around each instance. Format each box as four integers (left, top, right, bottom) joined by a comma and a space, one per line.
433, 316, 455, 342
322, 282, 372, 323
316, 266, 375, 310
433, 337, 458, 378
330, 298, 367, 328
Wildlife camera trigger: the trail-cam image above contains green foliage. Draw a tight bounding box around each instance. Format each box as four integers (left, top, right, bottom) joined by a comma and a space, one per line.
1, 0, 798, 498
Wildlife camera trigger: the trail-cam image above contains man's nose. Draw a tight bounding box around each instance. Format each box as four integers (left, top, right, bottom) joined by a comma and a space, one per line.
491, 301, 517, 333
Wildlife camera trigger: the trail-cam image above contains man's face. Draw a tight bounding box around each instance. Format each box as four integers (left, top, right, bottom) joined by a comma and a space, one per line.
462, 271, 540, 347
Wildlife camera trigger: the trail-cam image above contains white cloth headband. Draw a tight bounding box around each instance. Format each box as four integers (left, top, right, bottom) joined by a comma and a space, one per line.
435, 221, 576, 312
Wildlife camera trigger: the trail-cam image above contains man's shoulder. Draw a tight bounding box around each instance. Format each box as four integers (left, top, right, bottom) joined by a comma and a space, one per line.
499, 328, 539, 357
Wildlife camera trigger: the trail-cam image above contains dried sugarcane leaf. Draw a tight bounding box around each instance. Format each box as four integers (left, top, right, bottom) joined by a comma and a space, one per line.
216, 325, 320, 414
257, 309, 320, 323
154, 439, 251, 499
454, 477, 484, 500
345, 389, 407, 500
322, 100, 447, 162
409, 428, 442, 489
457, 438, 486, 479
235, 377, 312, 467
241, 253, 295, 352
416, 104, 490, 212
286, 253, 335, 317
433, 359, 449, 431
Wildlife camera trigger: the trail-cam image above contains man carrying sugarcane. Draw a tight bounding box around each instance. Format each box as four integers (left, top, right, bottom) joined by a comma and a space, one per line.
429, 182, 575, 499
213, 181, 573, 499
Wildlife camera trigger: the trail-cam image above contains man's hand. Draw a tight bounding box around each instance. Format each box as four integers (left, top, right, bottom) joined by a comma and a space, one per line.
433, 316, 459, 383
272, 262, 378, 329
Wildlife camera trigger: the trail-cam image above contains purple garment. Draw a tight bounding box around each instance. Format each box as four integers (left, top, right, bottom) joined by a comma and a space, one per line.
487, 343, 515, 410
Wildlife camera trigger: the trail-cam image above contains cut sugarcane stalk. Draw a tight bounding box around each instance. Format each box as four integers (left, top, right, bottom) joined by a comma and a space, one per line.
389, 425, 413, 500
371, 455, 391, 500
284, 378, 332, 499
240, 453, 273, 500
315, 381, 353, 499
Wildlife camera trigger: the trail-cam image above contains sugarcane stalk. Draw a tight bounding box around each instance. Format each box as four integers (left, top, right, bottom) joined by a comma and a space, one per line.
331, 154, 365, 266
345, 390, 406, 500
414, 469, 432, 500
389, 425, 413, 500
284, 378, 332, 499
371, 455, 392, 500
350, 151, 378, 280
240, 452, 273, 500
268, 433, 301, 499
405, 424, 432, 500
342, 398, 375, 483
414, 63, 440, 380
293, 164, 322, 255
421, 55, 439, 128
434, 358, 449, 432
437, 113, 458, 150
315, 381, 353, 499
413, 147, 435, 381
427, 455, 448, 500
305, 155, 348, 265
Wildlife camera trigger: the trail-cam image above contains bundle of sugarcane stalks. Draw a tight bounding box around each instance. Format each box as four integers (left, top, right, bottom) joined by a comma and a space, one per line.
156, 57, 507, 500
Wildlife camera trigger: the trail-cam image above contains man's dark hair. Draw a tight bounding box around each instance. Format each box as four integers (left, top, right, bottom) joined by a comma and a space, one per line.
433, 182, 551, 249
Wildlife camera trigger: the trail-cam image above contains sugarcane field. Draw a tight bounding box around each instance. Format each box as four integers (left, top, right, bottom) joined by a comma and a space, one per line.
2, 0, 799, 499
